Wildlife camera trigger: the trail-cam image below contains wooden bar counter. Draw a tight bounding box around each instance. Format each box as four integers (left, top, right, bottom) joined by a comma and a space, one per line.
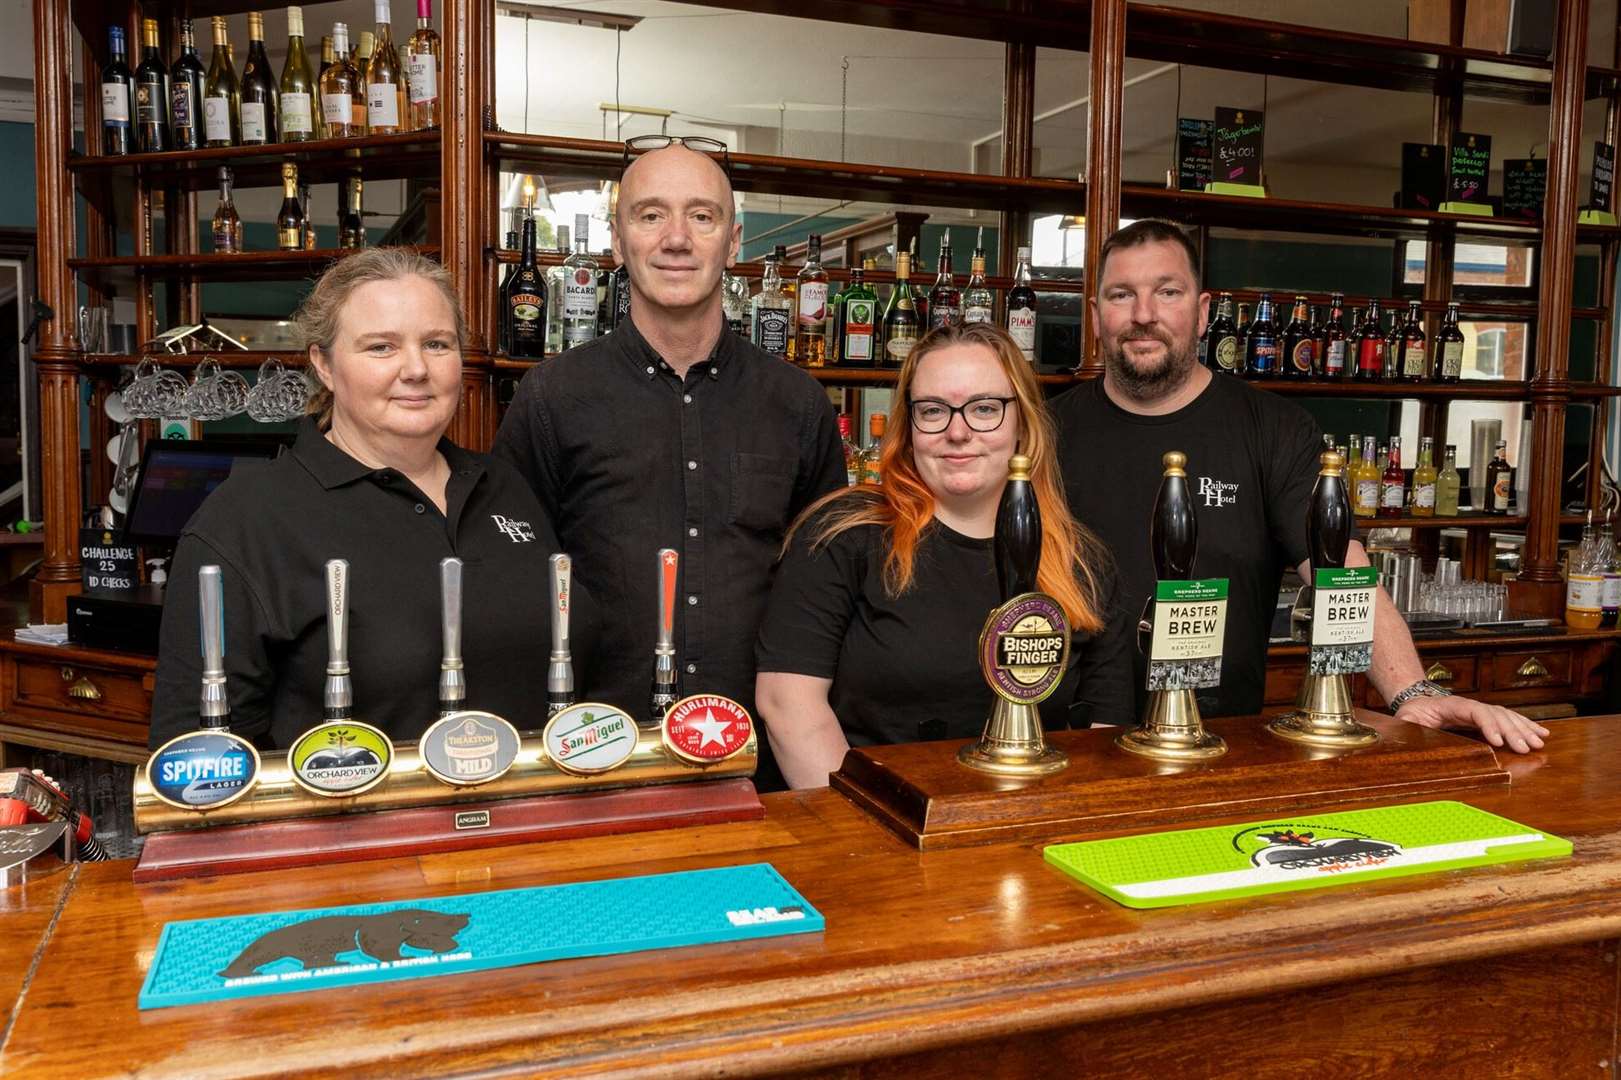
3, 714, 1620, 1078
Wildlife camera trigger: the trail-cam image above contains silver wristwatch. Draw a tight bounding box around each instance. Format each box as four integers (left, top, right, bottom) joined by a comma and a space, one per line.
1389, 679, 1453, 712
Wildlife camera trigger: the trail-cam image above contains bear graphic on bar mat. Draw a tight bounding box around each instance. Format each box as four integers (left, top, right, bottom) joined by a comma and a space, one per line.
219, 909, 471, 979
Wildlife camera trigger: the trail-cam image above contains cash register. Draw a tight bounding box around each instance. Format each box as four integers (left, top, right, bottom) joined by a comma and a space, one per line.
68, 438, 283, 653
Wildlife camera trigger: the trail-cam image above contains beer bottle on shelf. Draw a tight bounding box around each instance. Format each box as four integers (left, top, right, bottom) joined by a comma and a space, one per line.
1281, 295, 1313, 378
1399, 300, 1428, 382
1235, 301, 1252, 361
1353, 435, 1380, 518
101, 26, 135, 155
1436, 444, 1462, 516
1307, 303, 1326, 377
133, 19, 169, 153
1353, 298, 1385, 382
1207, 292, 1240, 375
1322, 293, 1349, 379
1006, 246, 1037, 364
928, 237, 962, 330
170, 19, 207, 151
276, 163, 303, 251
882, 251, 920, 367
1377, 435, 1406, 519
1436, 302, 1465, 382
1381, 310, 1402, 380
1485, 440, 1513, 514
1411, 436, 1438, 516
1243, 293, 1279, 377
503, 211, 546, 360
994, 454, 1042, 601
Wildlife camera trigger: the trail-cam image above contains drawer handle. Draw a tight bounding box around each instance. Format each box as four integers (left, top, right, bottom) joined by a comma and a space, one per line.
60, 667, 103, 701
1515, 656, 1550, 680
1425, 662, 1455, 683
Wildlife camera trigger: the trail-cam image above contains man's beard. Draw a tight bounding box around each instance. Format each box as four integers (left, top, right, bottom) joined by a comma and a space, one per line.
1102, 328, 1198, 402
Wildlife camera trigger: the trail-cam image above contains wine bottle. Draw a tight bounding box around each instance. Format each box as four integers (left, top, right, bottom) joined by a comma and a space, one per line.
1006, 246, 1037, 363
211, 166, 242, 253
319, 34, 334, 83
202, 17, 240, 148
994, 454, 1042, 601
353, 32, 375, 131
239, 11, 279, 146
339, 177, 365, 248
503, 212, 546, 359
133, 19, 169, 153
1437, 302, 1464, 382
321, 22, 361, 138
882, 250, 919, 367
927, 236, 961, 330
405, 0, 441, 131
276, 163, 303, 250
169, 20, 206, 151
278, 7, 317, 142
101, 27, 135, 156
366, 0, 406, 135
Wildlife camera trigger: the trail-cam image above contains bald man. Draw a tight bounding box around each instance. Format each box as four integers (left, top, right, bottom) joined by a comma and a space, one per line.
493, 144, 845, 787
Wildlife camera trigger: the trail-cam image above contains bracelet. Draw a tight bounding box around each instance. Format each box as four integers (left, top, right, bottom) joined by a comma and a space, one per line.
1388, 679, 1453, 712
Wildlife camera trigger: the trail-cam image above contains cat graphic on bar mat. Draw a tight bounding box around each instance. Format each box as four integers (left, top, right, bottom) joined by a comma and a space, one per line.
219, 909, 470, 978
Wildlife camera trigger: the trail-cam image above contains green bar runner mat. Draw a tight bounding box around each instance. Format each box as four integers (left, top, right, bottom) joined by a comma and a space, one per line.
139, 862, 823, 1009
1043, 801, 1569, 909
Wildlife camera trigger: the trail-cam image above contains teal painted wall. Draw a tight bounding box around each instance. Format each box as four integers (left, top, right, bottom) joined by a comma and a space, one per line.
0, 123, 37, 227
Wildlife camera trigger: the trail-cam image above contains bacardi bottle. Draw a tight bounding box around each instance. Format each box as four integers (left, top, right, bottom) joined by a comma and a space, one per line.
561, 214, 600, 349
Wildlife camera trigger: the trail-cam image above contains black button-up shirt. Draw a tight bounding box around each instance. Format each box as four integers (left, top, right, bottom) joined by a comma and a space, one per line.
492, 314, 845, 731
150, 420, 590, 749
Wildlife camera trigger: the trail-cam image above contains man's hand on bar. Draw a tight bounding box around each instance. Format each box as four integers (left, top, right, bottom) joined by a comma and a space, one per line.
1394, 695, 1550, 755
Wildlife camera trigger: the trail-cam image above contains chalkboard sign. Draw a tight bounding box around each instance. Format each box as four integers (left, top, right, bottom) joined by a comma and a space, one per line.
1400, 143, 1445, 210
79, 528, 138, 592
1502, 158, 1547, 221
1448, 132, 1492, 203
1177, 118, 1213, 191
1590, 142, 1614, 212
1212, 107, 1263, 186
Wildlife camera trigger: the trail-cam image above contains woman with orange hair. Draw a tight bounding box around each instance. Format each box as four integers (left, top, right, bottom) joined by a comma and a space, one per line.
755, 323, 1132, 788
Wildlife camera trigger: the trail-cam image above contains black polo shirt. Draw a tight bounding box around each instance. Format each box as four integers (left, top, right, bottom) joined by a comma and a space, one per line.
149, 420, 590, 750
492, 312, 846, 737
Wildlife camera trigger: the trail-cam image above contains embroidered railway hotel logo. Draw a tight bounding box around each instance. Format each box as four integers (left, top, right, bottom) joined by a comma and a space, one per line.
1197, 476, 1239, 508
491, 514, 536, 543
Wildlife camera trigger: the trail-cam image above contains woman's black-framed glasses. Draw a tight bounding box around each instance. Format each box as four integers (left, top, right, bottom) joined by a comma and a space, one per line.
622, 135, 731, 176
908, 396, 1018, 434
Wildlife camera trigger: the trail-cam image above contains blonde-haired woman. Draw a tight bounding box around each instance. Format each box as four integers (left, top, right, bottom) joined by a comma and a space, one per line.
755, 323, 1131, 788
151, 248, 588, 749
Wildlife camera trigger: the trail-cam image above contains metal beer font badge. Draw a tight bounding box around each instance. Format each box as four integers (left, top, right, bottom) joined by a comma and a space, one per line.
662, 694, 753, 765
145, 730, 261, 811
288, 721, 394, 797
419, 711, 522, 786
544, 703, 638, 776
979, 592, 1070, 705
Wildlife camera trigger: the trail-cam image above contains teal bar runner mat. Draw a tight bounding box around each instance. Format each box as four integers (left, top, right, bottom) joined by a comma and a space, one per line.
139, 862, 823, 1010
1044, 801, 1570, 909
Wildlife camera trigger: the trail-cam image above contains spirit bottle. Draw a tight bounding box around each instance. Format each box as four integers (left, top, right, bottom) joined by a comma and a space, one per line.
170, 20, 206, 151
503, 212, 546, 360
1399, 299, 1428, 381
927, 236, 961, 330
1377, 435, 1406, 519
320, 23, 361, 138
838, 265, 877, 366
1436, 302, 1464, 382
1485, 440, 1513, 514
1281, 295, 1312, 378
211, 167, 242, 253
239, 11, 278, 145
1435, 444, 1462, 516
963, 231, 994, 324
1566, 517, 1604, 629
723, 271, 750, 337
101, 27, 135, 155
1411, 436, 1437, 516
561, 214, 600, 349
365, 0, 406, 134
405, 0, 441, 130
544, 224, 569, 355
1598, 518, 1620, 628
750, 248, 791, 359
133, 19, 169, 153
1006, 246, 1037, 363
609, 263, 631, 331
202, 17, 239, 147
860, 413, 886, 485
794, 233, 829, 367
339, 177, 365, 248
1244, 293, 1279, 377
882, 251, 920, 366
278, 6, 316, 142
838, 414, 858, 485
276, 163, 303, 250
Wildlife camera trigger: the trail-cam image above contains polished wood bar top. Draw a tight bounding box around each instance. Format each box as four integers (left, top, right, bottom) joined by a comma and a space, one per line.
3, 714, 1621, 1078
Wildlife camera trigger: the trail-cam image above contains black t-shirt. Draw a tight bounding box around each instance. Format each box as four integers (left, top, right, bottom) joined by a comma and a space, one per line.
150, 421, 593, 750
1050, 374, 1322, 717
755, 500, 1135, 746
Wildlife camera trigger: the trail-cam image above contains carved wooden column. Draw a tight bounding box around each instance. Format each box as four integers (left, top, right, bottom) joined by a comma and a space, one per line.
444, 0, 495, 449
30, 0, 83, 623
1082, 0, 1126, 372
1510, 0, 1587, 618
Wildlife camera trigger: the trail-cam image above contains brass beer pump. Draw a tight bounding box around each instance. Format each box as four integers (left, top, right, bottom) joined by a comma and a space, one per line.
1268, 450, 1380, 748
1116, 451, 1227, 761
959, 454, 1069, 777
